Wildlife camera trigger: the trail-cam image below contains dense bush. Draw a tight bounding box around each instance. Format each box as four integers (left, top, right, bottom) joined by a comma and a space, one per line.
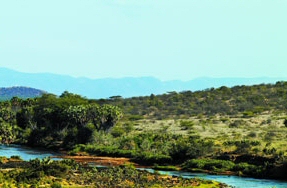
183, 159, 235, 172
0, 160, 225, 187
103, 82, 287, 118
73, 144, 136, 158
16, 158, 77, 183
233, 162, 259, 175
71, 133, 216, 166
179, 120, 194, 130
133, 152, 172, 165
182, 158, 273, 178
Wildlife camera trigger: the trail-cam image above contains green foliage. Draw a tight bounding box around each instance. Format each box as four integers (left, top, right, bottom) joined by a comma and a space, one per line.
233, 162, 258, 174
15, 158, 78, 184
169, 136, 214, 163
126, 114, 144, 121
283, 118, 287, 127
89, 104, 123, 131
50, 182, 62, 188
229, 120, 245, 128
0, 156, 8, 164
153, 165, 180, 171
0, 121, 16, 144
2, 85, 287, 182
179, 120, 194, 130
110, 126, 125, 137
10, 155, 22, 160
182, 158, 270, 178
242, 111, 255, 118
9, 92, 123, 148
223, 140, 261, 154
16, 107, 34, 129
247, 131, 257, 138
234, 162, 268, 177
103, 82, 287, 118
71, 132, 216, 166
0, 159, 225, 187
133, 152, 172, 165
183, 159, 235, 172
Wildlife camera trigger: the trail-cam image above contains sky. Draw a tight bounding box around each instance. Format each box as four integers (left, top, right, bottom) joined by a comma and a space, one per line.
1, 0, 287, 81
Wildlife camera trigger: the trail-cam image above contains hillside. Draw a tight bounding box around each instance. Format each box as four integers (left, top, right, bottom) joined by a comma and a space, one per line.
1, 67, 287, 99
0, 86, 45, 101
100, 81, 287, 119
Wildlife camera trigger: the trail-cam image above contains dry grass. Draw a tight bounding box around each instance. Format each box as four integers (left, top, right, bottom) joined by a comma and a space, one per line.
132, 112, 287, 155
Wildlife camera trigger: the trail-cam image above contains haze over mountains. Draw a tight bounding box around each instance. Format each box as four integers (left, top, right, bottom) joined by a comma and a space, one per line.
0, 67, 287, 99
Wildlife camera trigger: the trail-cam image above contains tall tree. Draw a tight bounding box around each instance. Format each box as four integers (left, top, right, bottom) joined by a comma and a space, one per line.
89, 104, 123, 132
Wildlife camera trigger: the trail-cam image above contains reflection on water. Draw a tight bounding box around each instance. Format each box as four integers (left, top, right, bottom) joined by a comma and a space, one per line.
0, 144, 59, 161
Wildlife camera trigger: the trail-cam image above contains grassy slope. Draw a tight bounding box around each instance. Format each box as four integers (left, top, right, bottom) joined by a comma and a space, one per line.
132, 112, 287, 155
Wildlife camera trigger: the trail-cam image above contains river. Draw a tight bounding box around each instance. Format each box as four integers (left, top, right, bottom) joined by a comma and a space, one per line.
1, 144, 287, 188
0, 144, 59, 161
139, 168, 287, 188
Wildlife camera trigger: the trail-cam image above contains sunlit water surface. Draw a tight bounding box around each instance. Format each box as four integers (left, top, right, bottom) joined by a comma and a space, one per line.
0, 144, 59, 161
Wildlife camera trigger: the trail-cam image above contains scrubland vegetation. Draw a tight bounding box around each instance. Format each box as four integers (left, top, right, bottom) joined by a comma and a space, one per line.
1, 82, 287, 186
0, 157, 226, 187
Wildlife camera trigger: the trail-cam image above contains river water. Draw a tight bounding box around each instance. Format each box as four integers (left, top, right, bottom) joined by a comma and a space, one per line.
139, 168, 287, 188
0, 144, 59, 161
1, 144, 287, 188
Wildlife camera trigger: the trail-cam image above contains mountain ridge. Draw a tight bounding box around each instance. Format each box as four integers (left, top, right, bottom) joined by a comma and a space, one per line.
0, 86, 46, 101
1, 67, 287, 99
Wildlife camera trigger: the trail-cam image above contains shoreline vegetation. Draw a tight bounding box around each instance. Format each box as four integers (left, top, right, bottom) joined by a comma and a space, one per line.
54, 152, 286, 181
1, 82, 287, 186
0, 156, 229, 188
54, 154, 238, 176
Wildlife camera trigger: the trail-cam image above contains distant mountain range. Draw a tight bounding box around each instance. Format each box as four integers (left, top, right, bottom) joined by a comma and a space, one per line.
0, 67, 287, 99
0, 86, 45, 101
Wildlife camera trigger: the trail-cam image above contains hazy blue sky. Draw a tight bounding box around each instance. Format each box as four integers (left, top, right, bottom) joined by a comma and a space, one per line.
1, 0, 287, 81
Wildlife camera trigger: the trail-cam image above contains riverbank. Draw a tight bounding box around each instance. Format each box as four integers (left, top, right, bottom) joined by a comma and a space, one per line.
2, 145, 287, 188
54, 154, 235, 174
0, 156, 228, 188
53, 152, 287, 182
51, 154, 287, 188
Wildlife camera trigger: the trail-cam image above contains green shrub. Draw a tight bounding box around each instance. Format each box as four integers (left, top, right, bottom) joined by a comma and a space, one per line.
10, 155, 22, 160
283, 118, 287, 127
110, 126, 125, 137
133, 152, 172, 165
183, 159, 235, 172
179, 120, 194, 130
51, 182, 62, 188
247, 131, 257, 138
72, 144, 136, 158
233, 162, 265, 177
127, 115, 144, 121
223, 140, 261, 154
229, 120, 245, 128
123, 122, 135, 133
153, 165, 179, 171
233, 162, 254, 171
242, 111, 255, 118
0, 156, 7, 164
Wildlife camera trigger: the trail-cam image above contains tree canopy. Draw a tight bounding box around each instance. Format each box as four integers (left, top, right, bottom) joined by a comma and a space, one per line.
0, 91, 123, 148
